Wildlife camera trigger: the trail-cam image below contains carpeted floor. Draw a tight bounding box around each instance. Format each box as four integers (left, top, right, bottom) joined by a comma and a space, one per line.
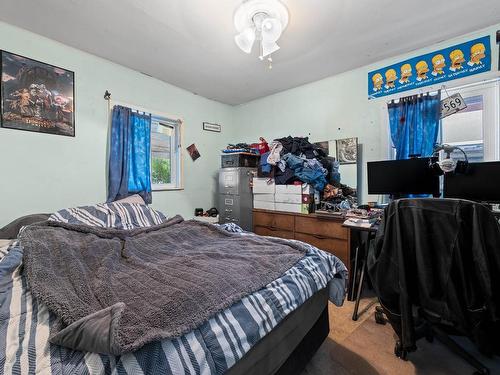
302, 296, 500, 375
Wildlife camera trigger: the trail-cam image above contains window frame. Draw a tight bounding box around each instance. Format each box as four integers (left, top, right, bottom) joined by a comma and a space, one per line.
150, 115, 184, 191
381, 79, 500, 161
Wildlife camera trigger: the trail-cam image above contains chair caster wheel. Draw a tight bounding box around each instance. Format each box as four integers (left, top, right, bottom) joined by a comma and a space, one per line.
375, 310, 386, 325
394, 342, 408, 361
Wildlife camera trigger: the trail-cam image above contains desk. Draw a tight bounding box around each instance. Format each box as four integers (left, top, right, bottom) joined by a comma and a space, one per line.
344, 223, 379, 321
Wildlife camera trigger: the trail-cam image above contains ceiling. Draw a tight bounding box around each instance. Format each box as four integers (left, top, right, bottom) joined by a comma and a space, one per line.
1, 0, 499, 105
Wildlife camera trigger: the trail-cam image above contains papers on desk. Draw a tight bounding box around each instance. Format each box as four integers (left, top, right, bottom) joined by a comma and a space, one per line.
343, 218, 377, 229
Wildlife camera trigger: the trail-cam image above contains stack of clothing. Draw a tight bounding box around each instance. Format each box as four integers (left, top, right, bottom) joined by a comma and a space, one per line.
222, 143, 259, 154
259, 136, 339, 192
223, 138, 270, 155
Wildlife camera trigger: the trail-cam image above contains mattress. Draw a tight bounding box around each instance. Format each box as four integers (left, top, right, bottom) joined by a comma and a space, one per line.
0, 202, 347, 374
227, 287, 329, 375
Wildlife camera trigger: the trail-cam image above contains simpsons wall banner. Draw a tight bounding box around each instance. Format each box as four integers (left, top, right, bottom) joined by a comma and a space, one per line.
368, 36, 491, 99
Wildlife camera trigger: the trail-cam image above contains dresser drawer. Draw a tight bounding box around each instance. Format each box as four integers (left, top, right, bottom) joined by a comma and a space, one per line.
295, 232, 349, 267
295, 216, 348, 240
253, 211, 294, 231
254, 226, 294, 240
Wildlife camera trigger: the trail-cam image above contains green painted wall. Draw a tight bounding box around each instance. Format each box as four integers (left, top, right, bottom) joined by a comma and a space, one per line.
0, 21, 235, 226
1, 20, 499, 226
233, 24, 500, 203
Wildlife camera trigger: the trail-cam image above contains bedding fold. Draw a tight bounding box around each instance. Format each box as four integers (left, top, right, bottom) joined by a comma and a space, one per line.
20, 215, 309, 355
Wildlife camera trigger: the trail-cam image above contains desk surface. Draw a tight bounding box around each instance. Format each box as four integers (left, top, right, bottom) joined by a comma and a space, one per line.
342, 223, 379, 233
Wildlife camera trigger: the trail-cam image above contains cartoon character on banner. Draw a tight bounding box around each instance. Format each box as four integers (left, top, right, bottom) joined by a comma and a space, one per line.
449, 49, 465, 71
384, 69, 397, 89
431, 54, 446, 76
399, 64, 412, 84
372, 73, 383, 91
468, 43, 486, 66
415, 61, 429, 81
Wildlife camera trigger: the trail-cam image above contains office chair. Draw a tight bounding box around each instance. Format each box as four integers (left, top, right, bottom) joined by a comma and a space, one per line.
367, 198, 500, 375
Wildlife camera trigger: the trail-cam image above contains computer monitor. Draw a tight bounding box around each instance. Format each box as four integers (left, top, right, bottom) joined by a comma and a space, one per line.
367, 157, 440, 197
443, 161, 500, 203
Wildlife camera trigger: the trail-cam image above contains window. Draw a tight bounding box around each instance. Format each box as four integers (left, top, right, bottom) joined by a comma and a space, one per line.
440, 81, 499, 163
441, 95, 484, 162
385, 80, 500, 162
151, 117, 183, 190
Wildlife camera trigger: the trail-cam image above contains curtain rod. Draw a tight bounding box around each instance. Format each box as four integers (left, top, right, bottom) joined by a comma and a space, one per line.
382, 77, 500, 104
104, 90, 183, 123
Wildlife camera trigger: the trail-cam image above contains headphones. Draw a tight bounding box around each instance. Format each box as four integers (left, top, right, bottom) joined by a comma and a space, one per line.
429, 144, 469, 175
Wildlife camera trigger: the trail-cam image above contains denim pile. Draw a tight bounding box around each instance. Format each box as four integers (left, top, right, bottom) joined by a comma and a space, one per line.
260, 136, 340, 191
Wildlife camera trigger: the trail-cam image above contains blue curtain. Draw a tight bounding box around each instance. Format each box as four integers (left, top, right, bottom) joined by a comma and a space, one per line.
107, 105, 152, 203
128, 111, 152, 203
388, 93, 441, 160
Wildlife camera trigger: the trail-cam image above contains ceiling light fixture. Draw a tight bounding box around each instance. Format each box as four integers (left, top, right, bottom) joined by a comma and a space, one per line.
234, 0, 289, 69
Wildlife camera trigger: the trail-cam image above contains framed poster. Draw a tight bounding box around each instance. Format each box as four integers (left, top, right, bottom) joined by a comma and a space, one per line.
336, 137, 358, 165
202, 122, 221, 132
1, 50, 75, 136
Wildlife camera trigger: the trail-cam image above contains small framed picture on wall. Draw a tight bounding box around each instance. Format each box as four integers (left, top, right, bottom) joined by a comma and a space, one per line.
1, 50, 75, 136
336, 137, 358, 164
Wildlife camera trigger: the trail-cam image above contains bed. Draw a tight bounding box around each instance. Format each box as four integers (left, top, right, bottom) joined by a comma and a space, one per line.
0, 202, 347, 375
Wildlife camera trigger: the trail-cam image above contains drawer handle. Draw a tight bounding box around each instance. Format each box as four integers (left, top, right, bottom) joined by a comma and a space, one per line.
312, 234, 328, 240
267, 226, 278, 231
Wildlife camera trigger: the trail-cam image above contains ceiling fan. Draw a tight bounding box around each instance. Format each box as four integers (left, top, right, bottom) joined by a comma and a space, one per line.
233, 0, 289, 69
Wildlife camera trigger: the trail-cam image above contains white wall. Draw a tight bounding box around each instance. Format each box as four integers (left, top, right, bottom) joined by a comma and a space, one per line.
233, 24, 500, 203
0, 21, 236, 226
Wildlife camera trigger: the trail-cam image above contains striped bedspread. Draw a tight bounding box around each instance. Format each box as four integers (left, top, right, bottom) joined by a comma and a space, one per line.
0, 203, 347, 375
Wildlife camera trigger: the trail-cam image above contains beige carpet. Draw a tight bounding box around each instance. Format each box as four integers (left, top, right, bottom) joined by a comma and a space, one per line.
302, 297, 500, 375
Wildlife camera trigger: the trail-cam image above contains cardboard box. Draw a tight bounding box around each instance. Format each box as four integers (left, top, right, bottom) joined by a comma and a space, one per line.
253, 178, 275, 194
253, 194, 275, 202
275, 202, 310, 214
254, 201, 276, 210
275, 183, 314, 195
274, 193, 302, 204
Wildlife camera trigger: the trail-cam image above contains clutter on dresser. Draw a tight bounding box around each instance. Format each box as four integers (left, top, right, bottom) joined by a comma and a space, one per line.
342, 208, 383, 229
221, 135, 360, 218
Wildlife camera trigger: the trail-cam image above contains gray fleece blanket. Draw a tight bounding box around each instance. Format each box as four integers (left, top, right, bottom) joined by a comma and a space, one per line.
20, 216, 308, 355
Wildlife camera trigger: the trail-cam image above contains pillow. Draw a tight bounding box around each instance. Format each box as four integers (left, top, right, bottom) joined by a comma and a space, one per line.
0, 213, 50, 239
50, 202, 166, 229
113, 194, 146, 205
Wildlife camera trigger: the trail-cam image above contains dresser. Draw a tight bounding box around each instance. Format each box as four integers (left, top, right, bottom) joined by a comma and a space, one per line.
252, 209, 351, 271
